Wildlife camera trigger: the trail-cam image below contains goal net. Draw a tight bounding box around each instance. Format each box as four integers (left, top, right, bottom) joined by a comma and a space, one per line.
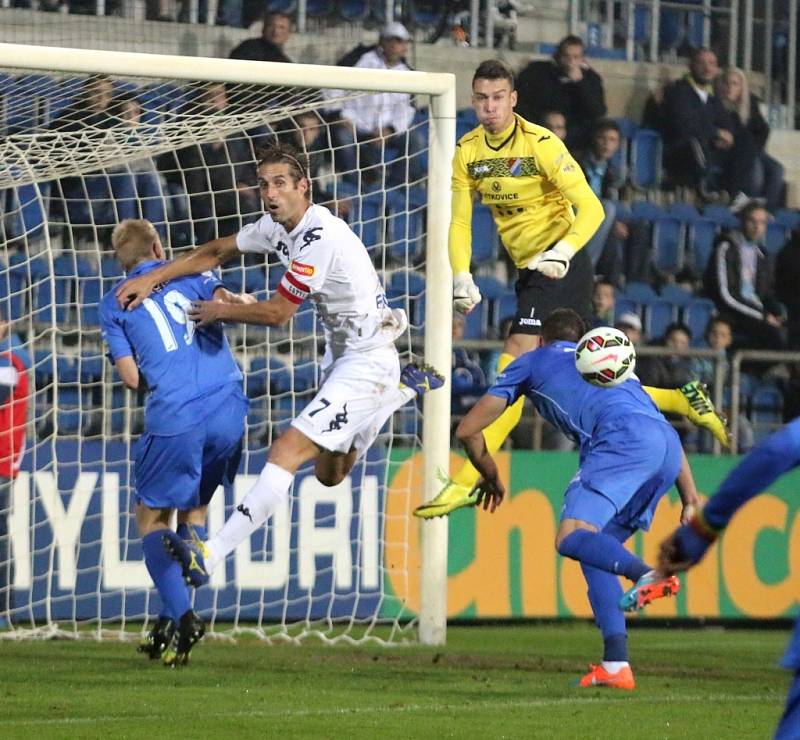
0, 44, 453, 645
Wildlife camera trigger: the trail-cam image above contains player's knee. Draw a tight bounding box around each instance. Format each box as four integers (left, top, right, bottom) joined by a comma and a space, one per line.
315, 457, 349, 487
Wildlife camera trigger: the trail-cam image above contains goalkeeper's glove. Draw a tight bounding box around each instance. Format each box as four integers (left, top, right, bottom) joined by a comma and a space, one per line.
453, 272, 482, 315
527, 240, 577, 279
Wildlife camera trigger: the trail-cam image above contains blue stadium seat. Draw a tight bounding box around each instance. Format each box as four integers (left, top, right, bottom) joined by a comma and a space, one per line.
658, 284, 693, 306
614, 299, 640, 318
78, 277, 103, 328
5, 183, 49, 241
471, 205, 497, 263
339, 0, 369, 21
645, 300, 678, 339
750, 383, 783, 431
765, 222, 790, 256
683, 298, 715, 339
687, 219, 718, 274
629, 129, 662, 191
389, 269, 425, 298
630, 199, 666, 221
305, 0, 330, 16
475, 276, 513, 336
293, 307, 317, 333
350, 191, 385, 252
496, 291, 517, 329
702, 205, 738, 228
621, 281, 658, 304
667, 202, 701, 222
461, 302, 485, 340
774, 209, 800, 230
387, 188, 426, 262
292, 363, 318, 393
652, 217, 684, 274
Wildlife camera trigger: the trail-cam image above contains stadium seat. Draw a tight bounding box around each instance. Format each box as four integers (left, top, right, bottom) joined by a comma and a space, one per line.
645, 300, 678, 339
614, 298, 640, 319
266, 0, 296, 12
687, 218, 718, 274
652, 217, 684, 274
5, 182, 50, 242
765, 222, 790, 256
658, 284, 693, 306
388, 269, 425, 298
471, 205, 497, 263
683, 298, 715, 339
305, 0, 330, 16
78, 277, 103, 328
292, 363, 318, 394
629, 129, 662, 191
702, 205, 738, 228
350, 191, 385, 253
461, 301, 485, 340
387, 188, 426, 262
338, 0, 369, 21
630, 199, 665, 221
293, 307, 317, 334
774, 209, 800, 230
621, 281, 658, 304
667, 202, 700, 222
750, 383, 783, 432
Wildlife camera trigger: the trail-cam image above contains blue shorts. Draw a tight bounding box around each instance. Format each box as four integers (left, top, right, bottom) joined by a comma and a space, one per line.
561, 414, 682, 533
135, 391, 247, 510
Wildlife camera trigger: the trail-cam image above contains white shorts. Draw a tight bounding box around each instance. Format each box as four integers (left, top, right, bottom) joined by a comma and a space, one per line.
291, 345, 401, 454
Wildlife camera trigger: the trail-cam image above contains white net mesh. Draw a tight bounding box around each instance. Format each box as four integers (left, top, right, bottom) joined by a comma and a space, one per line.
0, 62, 432, 644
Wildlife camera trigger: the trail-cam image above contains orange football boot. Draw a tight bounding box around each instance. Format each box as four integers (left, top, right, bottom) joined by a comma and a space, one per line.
578, 663, 636, 690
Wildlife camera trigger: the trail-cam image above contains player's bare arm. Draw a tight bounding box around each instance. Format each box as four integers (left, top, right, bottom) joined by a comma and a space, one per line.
455, 394, 508, 512
212, 286, 258, 305
113, 355, 140, 391
189, 291, 297, 327
116, 235, 240, 311
675, 449, 700, 524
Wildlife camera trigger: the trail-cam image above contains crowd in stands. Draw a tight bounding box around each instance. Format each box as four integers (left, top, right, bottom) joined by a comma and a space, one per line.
2, 15, 800, 451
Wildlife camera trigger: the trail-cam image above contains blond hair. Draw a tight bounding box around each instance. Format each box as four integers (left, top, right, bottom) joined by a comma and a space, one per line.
111, 219, 160, 271
716, 66, 750, 125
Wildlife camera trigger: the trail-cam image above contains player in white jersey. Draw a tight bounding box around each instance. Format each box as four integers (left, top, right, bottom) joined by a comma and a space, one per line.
117, 143, 443, 586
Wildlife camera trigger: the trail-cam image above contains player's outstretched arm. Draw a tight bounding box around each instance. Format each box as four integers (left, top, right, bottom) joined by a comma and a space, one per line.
116, 235, 240, 311
189, 291, 298, 328
212, 287, 258, 306
455, 394, 508, 511
675, 449, 701, 524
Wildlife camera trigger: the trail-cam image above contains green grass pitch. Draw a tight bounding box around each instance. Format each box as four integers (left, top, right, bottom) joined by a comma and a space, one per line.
0, 623, 790, 739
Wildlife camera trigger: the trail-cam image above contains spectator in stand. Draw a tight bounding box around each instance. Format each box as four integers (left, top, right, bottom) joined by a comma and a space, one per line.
107, 93, 167, 233
662, 48, 759, 206
538, 110, 567, 142
158, 81, 259, 244
615, 312, 643, 346
451, 316, 487, 419
49, 75, 140, 228
715, 66, 785, 211
516, 35, 607, 152
637, 322, 695, 390
591, 278, 616, 327
0, 307, 29, 629
703, 202, 786, 349
775, 229, 800, 349
228, 11, 293, 63
335, 22, 425, 185
689, 316, 753, 451
579, 119, 653, 287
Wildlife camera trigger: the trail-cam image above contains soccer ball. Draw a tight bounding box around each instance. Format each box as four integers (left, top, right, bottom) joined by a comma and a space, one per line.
575, 327, 636, 387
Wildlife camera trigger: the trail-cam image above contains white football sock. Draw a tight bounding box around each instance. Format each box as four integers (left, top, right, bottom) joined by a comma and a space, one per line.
601, 661, 630, 673
205, 462, 294, 572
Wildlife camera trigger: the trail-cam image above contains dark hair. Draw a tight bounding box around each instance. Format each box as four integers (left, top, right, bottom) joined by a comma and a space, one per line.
256, 142, 310, 187
472, 59, 515, 90
738, 200, 768, 223
542, 308, 586, 344
107, 92, 139, 119
555, 35, 585, 57
664, 321, 692, 340
706, 316, 732, 334
592, 118, 620, 137
689, 46, 717, 63
593, 277, 615, 290
263, 10, 291, 24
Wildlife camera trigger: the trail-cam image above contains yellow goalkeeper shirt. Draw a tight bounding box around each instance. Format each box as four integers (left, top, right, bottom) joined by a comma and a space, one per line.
449, 113, 604, 273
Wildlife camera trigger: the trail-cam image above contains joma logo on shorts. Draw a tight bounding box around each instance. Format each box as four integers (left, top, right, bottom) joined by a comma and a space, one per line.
518, 318, 541, 326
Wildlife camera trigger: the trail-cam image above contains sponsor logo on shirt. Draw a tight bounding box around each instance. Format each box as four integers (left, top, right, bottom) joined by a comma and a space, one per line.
290, 260, 315, 277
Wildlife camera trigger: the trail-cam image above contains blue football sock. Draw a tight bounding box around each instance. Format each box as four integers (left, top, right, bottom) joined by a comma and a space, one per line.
142, 530, 191, 622
176, 523, 207, 542
558, 529, 650, 582
581, 563, 628, 661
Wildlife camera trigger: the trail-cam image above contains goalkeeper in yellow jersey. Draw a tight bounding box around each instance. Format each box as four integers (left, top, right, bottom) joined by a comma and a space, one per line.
414, 59, 729, 519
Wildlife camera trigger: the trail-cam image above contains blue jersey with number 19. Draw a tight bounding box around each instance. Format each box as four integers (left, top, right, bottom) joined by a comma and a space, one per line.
100, 260, 242, 436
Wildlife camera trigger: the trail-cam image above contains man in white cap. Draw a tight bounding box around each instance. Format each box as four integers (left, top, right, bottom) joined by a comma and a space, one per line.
336, 22, 424, 183
614, 312, 643, 345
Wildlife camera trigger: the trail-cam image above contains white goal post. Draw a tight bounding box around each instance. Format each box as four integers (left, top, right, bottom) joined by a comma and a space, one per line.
0, 42, 454, 645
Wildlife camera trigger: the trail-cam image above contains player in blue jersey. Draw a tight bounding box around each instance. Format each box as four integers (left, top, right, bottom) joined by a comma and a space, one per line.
100, 218, 250, 667
657, 419, 800, 738
455, 308, 700, 690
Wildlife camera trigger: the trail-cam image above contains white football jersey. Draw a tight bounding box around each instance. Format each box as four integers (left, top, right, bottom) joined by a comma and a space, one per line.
236, 203, 407, 357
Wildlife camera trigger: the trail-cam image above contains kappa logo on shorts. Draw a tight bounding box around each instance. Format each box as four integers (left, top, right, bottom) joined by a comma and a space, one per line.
322, 403, 349, 433
290, 260, 315, 277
